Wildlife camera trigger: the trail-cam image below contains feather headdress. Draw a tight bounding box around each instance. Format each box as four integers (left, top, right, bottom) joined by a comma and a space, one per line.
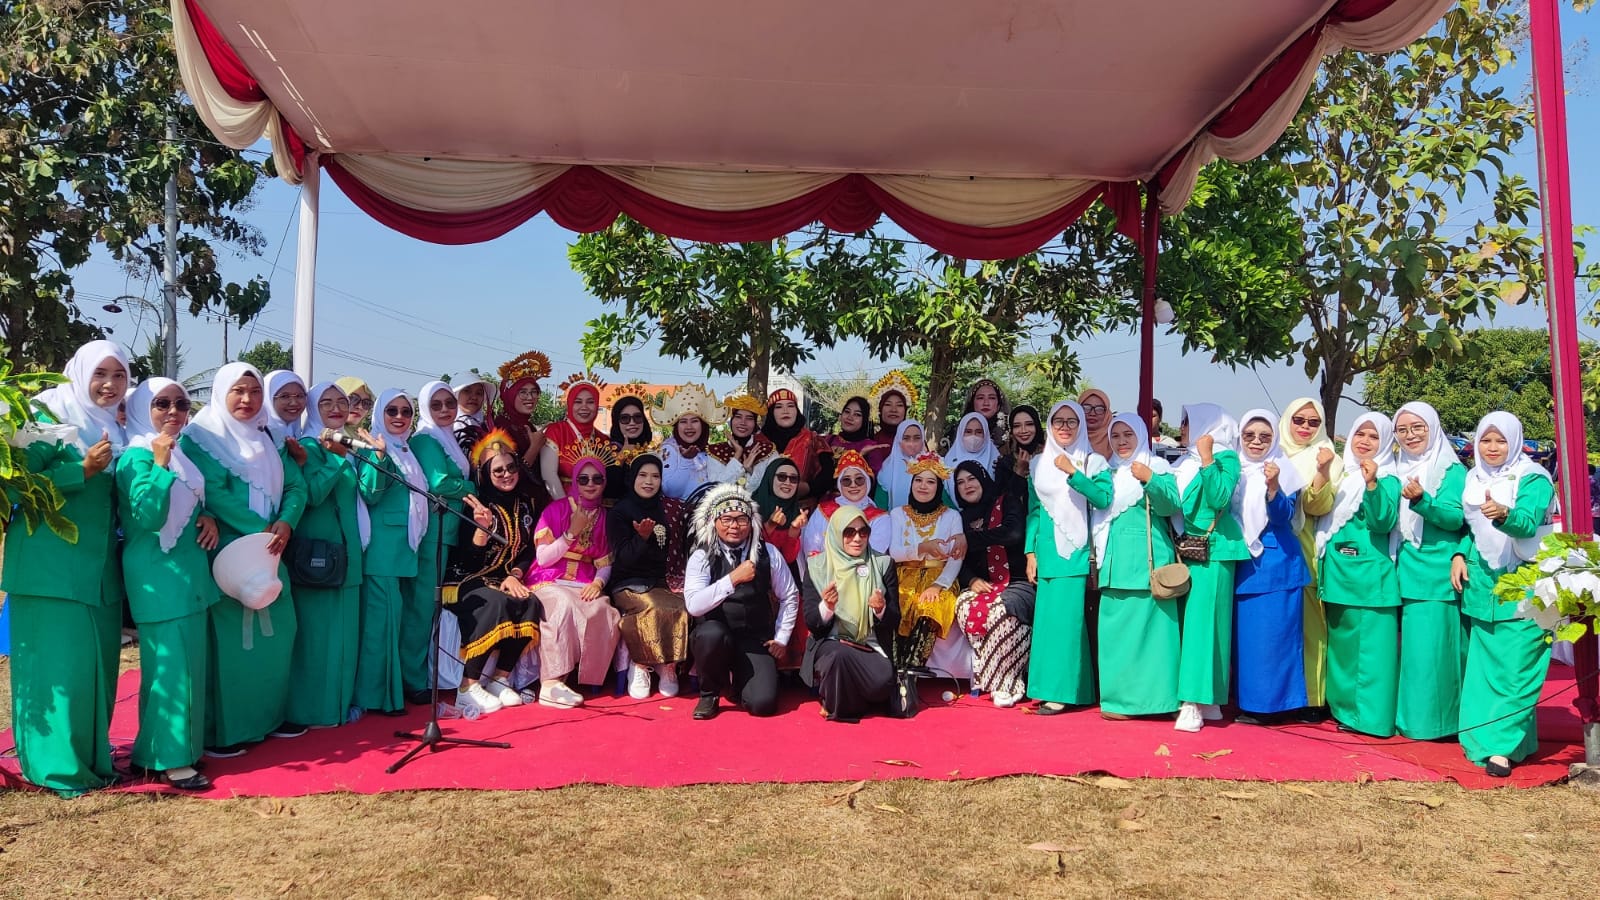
690, 482, 760, 552
470, 427, 518, 468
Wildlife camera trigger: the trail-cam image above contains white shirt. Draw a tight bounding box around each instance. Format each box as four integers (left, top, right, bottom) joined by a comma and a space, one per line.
886, 506, 964, 589
683, 542, 800, 645
659, 439, 712, 501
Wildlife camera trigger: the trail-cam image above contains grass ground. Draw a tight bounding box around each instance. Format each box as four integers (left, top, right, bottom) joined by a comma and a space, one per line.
3, 656, 1599, 898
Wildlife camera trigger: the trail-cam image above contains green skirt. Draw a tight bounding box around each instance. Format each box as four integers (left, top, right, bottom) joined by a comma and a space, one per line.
208, 580, 298, 747
1395, 597, 1466, 740
1177, 559, 1236, 706
1325, 603, 1398, 737
133, 610, 208, 771
1460, 615, 1550, 765
7, 594, 120, 796
1026, 574, 1094, 706
1097, 587, 1180, 715
286, 582, 361, 727
402, 549, 445, 694
1303, 586, 1329, 707
355, 575, 408, 712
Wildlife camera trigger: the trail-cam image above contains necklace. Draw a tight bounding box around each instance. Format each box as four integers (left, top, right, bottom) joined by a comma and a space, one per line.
904, 506, 944, 533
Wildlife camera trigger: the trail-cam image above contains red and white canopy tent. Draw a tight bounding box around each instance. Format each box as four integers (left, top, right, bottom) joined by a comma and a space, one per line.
171, 0, 1589, 535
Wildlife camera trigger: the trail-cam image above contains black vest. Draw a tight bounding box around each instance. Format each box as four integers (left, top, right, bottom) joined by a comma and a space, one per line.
705, 541, 774, 645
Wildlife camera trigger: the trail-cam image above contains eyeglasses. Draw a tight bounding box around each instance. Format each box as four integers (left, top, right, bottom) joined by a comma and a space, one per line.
1290, 416, 1322, 428
841, 526, 871, 539
274, 392, 306, 404
839, 476, 867, 488
516, 387, 540, 399
1395, 425, 1428, 437
318, 398, 351, 411
1050, 418, 1079, 429
385, 406, 415, 419
617, 413, 645, 424
151, 398, 192, 412
717, 514, 752, 526
1081, 404, 1108, 415
1241, 432, 1274, 444
490, 466, 517, 477
774, 473, 800, 484
430, 398, 458, 411
574, 474, 605, 486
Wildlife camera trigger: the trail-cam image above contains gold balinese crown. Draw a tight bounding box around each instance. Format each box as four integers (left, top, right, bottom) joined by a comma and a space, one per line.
559, 434, 619, 471
905, 451, 950, 480
498, 351, 552, 385
723, 392, 767, 417
559, 371, 607, 399
870, 370, 920, 412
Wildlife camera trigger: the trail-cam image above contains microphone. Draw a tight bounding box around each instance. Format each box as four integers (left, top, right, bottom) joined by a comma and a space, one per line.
321, 428, 377, 452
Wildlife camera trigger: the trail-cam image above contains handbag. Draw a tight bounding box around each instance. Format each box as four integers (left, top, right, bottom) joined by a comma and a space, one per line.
1148, 499, 1191, 600
1174, 519, 1217, 564
285, 536, 347, 588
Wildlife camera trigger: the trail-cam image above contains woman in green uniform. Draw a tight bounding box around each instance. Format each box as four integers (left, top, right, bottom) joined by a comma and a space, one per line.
1453, 412, 1555, 777
1172, 403, 1247, 733
180, 362, 307, 757
1393, 401, 1468, 740
1091, 413, 1183, 720
281, 381, 365, 727
117, 378, 218, 790
5, 340, 128, 796
1313, 412, 1401, 738
1025, 400, 1112, 715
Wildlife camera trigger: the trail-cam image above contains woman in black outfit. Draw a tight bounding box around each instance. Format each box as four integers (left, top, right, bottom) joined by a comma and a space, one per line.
951, 460, 1036, 708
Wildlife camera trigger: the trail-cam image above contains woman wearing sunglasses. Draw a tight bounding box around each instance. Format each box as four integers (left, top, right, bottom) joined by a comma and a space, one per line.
606, 391, 657, 500
116, 378, 218, 790
181, 363, 309, 755
1077, 388, 1114, 460
752, 457, 808, 565
335, 376, 375, 438
1026, 401, 1112, 716
351, 390, 431, 718
1277, 398, 1338, 720
801, 505, 901, 722
801, 450, 890, 558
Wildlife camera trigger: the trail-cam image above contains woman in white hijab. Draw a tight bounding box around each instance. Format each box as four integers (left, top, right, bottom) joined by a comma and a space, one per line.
1453, 411, 1555, 778
116, 378, 218, 789
1229, 409, 1310, 724
1312, 411, 1401, 738
4, 340, 129, 796
1392, 401, 1469, 741
1276, 397, 1339, 720
351, 388, 431, 717
1025, 401, 1112, 715
876, 419, 929, 510
1172, 403, 1249, 733
943, 412, 1000, 494
180, 362, 309, 756
265, 370, 309, 442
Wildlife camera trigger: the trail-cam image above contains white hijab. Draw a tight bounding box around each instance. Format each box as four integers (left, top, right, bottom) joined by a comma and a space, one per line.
186, 362, 284, 519
34, 339, 130, 457
834, 461, 879, 513
944, 412, 999, 483
375, 388, 430, 551
125, 378, 205, 553
1174, 402, 1239, 496
1394, 401, 1455, 548
415, 380, 471, 477
1314, 411, 1398, 560
1462, 411, 1553, 570
877, 419, 926, 509
1031, 400, 1107, 559
305, 381, 371, 548
1231, 408, 1306, 558
452, 373, 498, 429
264, 369, 307, 443
1092, 412, 1170, 565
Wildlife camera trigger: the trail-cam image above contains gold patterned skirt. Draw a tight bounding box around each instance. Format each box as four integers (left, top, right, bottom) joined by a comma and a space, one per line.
895, 561, 958, 639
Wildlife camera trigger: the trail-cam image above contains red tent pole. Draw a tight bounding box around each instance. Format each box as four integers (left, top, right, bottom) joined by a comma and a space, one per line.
1529, 0, 1599, 753
1138, 182, 1160, 426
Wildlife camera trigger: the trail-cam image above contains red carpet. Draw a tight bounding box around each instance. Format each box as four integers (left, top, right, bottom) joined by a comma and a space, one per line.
2, 665, 1586, 798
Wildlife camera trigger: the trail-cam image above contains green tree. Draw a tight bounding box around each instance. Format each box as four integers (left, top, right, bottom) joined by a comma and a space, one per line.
0, 0, 270, 372
236, 340, 293, 374
0, 356, 75, 541
129, 336, 185, 382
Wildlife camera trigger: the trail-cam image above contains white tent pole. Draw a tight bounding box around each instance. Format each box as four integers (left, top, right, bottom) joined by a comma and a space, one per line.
292, 152, 321, 381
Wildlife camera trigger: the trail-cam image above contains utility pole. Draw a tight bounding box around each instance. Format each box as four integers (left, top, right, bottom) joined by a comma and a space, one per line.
161, 117, 180, 380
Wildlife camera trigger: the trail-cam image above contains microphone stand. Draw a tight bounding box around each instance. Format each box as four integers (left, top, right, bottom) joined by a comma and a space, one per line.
341, 443, 513, 772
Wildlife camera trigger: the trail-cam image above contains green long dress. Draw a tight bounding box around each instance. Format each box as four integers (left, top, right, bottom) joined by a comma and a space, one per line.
1296, 481, 1337, 707
1096, 472, 1183, 715
3, 422, 123, 796
1395, 463, 1468, 740
1024, 468, 1113, 706
354, 449, 418, 712
284, 440, 365, 726
1319, 475, 1401, 737
1176, 449, 1248, 706
401, 433, 475, 694
179, 435, 307, 747
1458, 474, 1554, 766
116, 446, 220, 772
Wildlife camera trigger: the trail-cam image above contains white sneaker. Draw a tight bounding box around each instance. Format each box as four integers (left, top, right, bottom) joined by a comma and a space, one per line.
656, 664, 680, 698
1175, 702, 1203, 733
463, 683, 503, 715
539, 681, 584, 709
992, 690, 1018, 708
488, 678, 522, 708
1200, 703, 1223, 721
628, 663, 653, 700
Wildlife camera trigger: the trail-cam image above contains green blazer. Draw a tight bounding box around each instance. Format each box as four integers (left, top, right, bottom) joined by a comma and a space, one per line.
1458, 473, 1554, 623
409, 432, 476, 559
178, 434, 307, 549
1396, 462, 1467, 604
1318, 475, 1401, 609
115, 446, 219, 623
1098, 472, 1182, 592
1, 424, 122, 606
1178, 448, 1249, 562
294, 439, 365, 588
356, 448, 419, 578
1025, 468, 1113, 578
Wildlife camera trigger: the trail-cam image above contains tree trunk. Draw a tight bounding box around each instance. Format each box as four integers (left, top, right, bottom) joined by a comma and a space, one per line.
746, 292, 770, 398
1319, 358, 1350, 439
925, 342, 957, 452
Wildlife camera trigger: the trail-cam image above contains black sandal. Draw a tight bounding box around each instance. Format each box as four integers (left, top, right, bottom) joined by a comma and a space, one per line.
163, 770, 212, 791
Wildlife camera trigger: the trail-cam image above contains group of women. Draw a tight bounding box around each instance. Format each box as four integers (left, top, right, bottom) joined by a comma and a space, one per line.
2, 344, 1560, 799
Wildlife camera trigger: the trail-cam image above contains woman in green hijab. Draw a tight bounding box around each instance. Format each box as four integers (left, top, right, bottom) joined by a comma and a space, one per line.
801, 504, 901, 722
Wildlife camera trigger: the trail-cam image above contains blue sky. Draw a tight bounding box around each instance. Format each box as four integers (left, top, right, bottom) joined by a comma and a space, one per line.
76, 8, 1600, 434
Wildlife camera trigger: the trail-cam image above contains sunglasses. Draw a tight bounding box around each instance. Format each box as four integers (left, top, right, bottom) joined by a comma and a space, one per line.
1241, 432, 1274, 444
617, 413, 645, 424
839, 476, 868, 488
490, 466, 517, 477
385, 406, 415, 418
430, 398, 458, 410
574, 474, 605, 486
1290, 416, 1322, 428
842, 526, 871, 539
151, 398, 192, 412
350, 397, 374, 409
774, 473, 800, 484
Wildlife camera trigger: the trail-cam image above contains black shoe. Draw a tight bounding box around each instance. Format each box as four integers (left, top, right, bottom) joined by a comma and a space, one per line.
906, 665, 937, 679
1485, 756, 1513, 778
378, 707, 409, 718
204, 743, 248, 759
163, 770, 212, 791
407, 689, 433, 706
693, 694, 720, 720
269, 722, 308, 738
1034, 702, 1069, 717
1296, 706, 1330, 724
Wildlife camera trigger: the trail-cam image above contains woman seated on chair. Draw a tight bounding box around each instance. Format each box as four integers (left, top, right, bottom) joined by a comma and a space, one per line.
608, 453, 692, 700
801, 505, 902, 723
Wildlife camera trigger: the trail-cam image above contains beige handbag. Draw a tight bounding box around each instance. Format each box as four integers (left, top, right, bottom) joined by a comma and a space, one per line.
1147, 498, 1191, 600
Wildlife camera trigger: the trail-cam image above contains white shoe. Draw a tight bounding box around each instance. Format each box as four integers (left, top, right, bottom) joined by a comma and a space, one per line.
1200, 703, 1223, 721
1175, 702, 1203, 733
539, 682, 584, 709
992, 690, 1018, 708
463, 683, 503, 715
488, 678, 522, 708
628, 663, 653, 700
657, 664, 680, 698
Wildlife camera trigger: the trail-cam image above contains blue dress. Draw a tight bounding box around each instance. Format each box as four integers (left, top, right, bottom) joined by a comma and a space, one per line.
1233, 490, 1311, 714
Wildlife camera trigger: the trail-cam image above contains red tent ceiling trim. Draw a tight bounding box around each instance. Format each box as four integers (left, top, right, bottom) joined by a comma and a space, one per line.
174, 0, 1452, 258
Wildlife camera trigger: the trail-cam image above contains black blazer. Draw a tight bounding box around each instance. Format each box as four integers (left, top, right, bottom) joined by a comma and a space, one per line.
798, 552, 900, 687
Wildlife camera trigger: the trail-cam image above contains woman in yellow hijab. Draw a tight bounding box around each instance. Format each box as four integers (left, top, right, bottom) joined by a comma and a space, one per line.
1276, 397, 1338, 719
